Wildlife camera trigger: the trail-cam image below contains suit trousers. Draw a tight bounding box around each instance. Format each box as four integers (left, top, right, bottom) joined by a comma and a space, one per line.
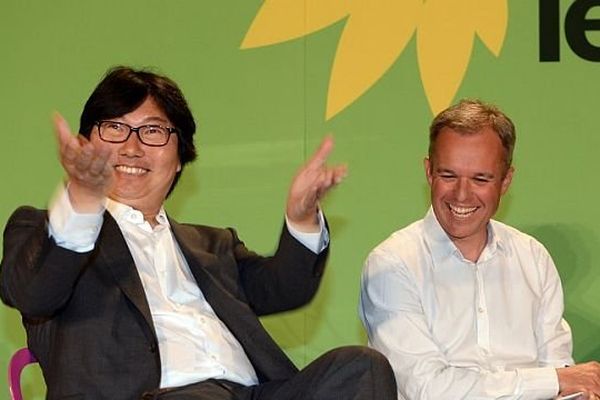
141, 346, 396, 400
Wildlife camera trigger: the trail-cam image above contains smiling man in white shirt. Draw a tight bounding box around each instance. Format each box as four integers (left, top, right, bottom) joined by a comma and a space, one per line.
359, 99, 600, 400
0, 66, 396, 400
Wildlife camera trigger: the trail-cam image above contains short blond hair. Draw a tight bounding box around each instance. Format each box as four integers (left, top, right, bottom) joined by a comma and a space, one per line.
429, 99, 516, 170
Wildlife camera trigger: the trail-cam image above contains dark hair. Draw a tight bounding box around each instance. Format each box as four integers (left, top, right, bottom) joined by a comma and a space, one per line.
79, 66, 197, 194
429, 99, 516, 171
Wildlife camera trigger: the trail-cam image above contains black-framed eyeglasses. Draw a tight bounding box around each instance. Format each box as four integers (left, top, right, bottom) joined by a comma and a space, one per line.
94, 120, 178, 147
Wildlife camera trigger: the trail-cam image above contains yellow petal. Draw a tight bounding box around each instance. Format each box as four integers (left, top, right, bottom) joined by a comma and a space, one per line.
326, 0, 420, 119
417, 0, 475, 115
241, 0, 349, 49
472, 0, 508, 56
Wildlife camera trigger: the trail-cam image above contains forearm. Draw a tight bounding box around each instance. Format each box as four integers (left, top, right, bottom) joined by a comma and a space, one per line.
409, 363, 557, 400
238, 222, 329, 315
366, 317, 559, 400
0, 207, 92, 316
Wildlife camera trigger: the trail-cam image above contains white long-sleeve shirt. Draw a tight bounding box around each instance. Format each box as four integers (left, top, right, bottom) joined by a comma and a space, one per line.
48, 185, 327, 388
359, 208, 573, 400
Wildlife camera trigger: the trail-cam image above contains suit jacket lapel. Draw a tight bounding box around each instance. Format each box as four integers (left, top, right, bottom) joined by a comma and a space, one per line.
169, 218, 298, 381
169, 219, 247, 326
97, 213, 156, 337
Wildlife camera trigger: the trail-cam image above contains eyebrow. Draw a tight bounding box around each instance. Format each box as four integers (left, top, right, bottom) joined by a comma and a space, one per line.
435, 168, 496, 179
474, 173, 495, 179
136, 116, 171, 125
111, 116, 172, 127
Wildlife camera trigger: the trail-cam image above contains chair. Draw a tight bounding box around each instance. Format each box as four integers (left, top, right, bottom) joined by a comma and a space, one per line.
8, 348, 37, 400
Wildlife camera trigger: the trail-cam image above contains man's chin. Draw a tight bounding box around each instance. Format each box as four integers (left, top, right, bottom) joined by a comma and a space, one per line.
108, 191, 142, 205
439, 220, 479, 240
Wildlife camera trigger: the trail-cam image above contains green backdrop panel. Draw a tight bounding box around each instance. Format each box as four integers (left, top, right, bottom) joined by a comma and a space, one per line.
1, 1, 599, 398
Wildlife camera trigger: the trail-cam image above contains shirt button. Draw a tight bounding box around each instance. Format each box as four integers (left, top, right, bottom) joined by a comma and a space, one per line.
478, 307, 485, 313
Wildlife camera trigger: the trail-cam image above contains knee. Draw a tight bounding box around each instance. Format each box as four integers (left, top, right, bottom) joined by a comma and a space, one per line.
323, 345, 391, 369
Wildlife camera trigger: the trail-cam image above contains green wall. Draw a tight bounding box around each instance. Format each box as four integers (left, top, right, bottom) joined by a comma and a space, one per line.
1, 1, 599, 398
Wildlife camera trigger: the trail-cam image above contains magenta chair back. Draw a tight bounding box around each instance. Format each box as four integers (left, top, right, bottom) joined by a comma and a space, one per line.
8, 348, 37, 400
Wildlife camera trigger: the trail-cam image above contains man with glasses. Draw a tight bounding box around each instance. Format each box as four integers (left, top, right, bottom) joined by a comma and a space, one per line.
0, 67, 396, 400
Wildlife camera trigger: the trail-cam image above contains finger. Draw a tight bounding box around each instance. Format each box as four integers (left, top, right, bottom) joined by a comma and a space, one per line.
73, 136, 99, 168
76, 134, 92, 147
53, 112, 76, 152
315, 169, 334, 196
306, 135, 334, 170
332, 164, 348, 184
306, 169, 337, 204
60, 139, 84, 169
316, 165, 348, 191
54, 113, 84, 167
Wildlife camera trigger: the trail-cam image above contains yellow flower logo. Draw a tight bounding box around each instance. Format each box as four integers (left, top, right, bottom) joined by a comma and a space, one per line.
241, 0, 507, 119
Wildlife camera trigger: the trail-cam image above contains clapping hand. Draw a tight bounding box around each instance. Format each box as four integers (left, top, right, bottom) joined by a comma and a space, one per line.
54, 113, 113, 213
286, 136, 347, 232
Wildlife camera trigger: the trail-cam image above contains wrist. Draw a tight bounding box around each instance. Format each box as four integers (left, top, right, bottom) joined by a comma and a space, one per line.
286, 211, 320, 233
67, 182, 105, 213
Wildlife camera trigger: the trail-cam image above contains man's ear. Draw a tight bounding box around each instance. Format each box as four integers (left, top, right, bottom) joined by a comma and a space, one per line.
424, 157, 433, 186
501, 166, 514, 194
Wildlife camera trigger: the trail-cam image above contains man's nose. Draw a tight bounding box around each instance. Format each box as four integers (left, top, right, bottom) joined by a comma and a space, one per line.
454, 178, 470, 201
119, 131, 145, 156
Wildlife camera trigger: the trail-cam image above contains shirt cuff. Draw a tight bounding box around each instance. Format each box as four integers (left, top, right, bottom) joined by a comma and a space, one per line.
285, 210, 329, 254
515, 367, 560, 399
48, 184, 105, 253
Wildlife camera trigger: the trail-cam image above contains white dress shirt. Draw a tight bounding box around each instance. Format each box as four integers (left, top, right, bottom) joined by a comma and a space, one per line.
359, 208, 573, 400
48, 185, 328, 388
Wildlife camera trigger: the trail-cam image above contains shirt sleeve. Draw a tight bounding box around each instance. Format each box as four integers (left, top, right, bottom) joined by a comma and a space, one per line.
285, 209, 329, 254
533, 244, 574, 368
48, 184, 105, 253
359, 248, 560, 400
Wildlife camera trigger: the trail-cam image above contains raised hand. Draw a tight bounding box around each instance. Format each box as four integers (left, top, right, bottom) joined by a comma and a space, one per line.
54, 113, 113, 213
286, 136, 347, 232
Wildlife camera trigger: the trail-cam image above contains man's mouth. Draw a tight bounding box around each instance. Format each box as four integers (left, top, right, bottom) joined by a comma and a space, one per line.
115, 165, 149, 176
448, 204, 478, 219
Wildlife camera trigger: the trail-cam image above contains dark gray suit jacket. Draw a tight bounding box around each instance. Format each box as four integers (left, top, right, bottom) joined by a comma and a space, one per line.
0, 206, 328, 400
